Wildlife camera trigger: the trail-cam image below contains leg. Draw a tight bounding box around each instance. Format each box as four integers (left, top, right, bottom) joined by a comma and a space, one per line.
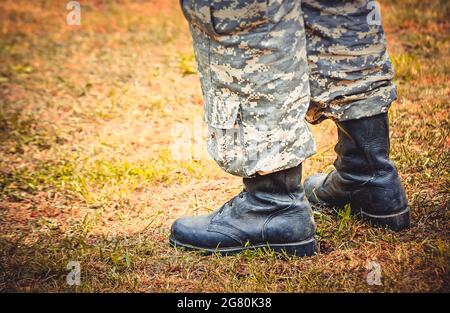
170, 0, 316, 255
303, 0, 397, 123
302, 0, 409, 231
180, 0, 316, 177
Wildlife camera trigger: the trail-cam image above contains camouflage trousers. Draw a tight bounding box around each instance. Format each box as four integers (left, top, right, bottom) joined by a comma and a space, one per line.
180, 0, 397, 177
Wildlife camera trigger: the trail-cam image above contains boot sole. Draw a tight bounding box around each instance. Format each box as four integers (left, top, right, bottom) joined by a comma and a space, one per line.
169, 236, 316, 257
311, 202, 410, 232
360, 207, 410, 231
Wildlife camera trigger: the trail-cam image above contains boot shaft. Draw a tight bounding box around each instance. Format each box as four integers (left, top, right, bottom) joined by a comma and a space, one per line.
243, 164, 303, 195
334, 113, 396, 184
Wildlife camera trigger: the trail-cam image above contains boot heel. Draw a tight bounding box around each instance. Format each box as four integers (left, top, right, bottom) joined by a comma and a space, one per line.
271, 237, 316, 257
361, 207, 410, 231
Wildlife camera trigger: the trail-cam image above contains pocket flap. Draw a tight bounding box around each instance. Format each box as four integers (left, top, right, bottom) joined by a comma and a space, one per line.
205, 89, 240, 129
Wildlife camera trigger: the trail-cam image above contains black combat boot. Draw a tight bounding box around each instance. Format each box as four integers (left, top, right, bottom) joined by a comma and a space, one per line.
169, 164, 316, 256
304, 113, 410, 231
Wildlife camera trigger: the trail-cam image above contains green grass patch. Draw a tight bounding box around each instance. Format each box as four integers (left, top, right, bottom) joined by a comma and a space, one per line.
391, 53, 422, 82
1, 148, 212, 206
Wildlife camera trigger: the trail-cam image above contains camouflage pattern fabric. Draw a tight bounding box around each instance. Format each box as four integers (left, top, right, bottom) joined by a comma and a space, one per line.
303, 0, 396, 124
179, 0, 396, 177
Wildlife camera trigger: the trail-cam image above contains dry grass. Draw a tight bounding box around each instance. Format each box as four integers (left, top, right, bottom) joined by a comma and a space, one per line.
0, 0, 449, 292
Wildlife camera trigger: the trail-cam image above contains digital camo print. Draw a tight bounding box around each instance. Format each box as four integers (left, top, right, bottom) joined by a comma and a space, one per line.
180, 0, 316, 177
302, 0, 396, 124
179, 0, 396, 177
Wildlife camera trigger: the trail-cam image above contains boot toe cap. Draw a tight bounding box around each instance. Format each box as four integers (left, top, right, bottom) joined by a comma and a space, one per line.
170, 215, 240, 251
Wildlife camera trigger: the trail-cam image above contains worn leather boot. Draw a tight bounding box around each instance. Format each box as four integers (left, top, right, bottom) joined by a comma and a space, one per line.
169, 164, 316, 256
304, 113, 410, 231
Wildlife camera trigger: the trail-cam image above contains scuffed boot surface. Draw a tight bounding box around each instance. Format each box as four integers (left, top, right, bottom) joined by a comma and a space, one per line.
304, 113, 410, 231
170, 165, 316, 256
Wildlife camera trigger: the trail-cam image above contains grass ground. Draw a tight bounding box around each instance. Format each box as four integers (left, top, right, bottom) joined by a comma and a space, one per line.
0, 0, 448, 292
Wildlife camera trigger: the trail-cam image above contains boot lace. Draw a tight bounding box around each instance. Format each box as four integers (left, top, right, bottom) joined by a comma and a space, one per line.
219, 190, 245, 214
